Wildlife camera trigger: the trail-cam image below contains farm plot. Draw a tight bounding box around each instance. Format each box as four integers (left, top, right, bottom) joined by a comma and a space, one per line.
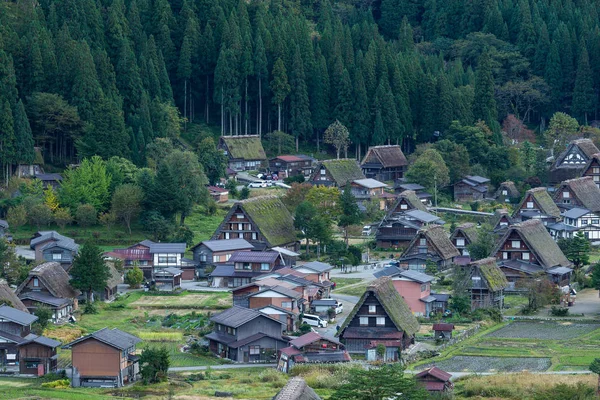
421, 356, 551, 372
130, 292, 232, 310
486, 321, 600, 340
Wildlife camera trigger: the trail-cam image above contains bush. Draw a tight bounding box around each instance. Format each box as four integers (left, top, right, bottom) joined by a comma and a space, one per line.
28, 203, 53, 228
550, 306, 569, 316
472, 307, 503, 323
125, 266, 144, 288
284, 175, 305, 184
298, 323, 312, 334
239, 187, 250, 200
84, 302, 98, 314
140, 346, 170, 384
32, 306, 53, 334
41, 379, 70, 388
75, 203, 97, 227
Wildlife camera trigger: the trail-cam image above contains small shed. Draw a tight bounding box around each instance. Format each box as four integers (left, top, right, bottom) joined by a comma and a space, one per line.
311, 299, 337, 315
432, 323, 455, 340
208, 186, 229, 203
415, 366, 453, 393
154, 268, 182, 291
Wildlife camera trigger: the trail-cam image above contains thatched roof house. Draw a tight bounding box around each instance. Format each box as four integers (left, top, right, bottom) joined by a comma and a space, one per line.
457, 258, 508, 310
0, 280, 28, 313
399, 225, 460, 271
309, 159, 366, 187
361, 145, 408, 181
551, 139, 600, 183
513, 187, 561, 219
212, 196, 298, 249
554, 176, 600, 212
218, 135, 266, 171
387, 190, 428, 214
273, 377, 321, 400
337, 277, 419, 354
494, 181, 520, 200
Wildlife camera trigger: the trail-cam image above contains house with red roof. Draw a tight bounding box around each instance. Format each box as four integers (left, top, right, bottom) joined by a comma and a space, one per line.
208, 186, 229, 203
269, 155, 315, 179
277, 332, 350, 373
415, 367, 453, 393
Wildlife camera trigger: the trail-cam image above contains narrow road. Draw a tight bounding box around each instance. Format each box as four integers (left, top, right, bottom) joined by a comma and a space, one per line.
169, 363, 276, 372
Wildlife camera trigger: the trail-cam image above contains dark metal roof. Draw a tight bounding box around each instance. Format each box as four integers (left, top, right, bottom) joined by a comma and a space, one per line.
432, 293, 450, 302
229, 332, 286, 348
154, 267, 183, 276
63, 328, 141, 350
210, 305, 284, 328
563, 207, 591, 219
193, 239, 254, 252
419, 295, 437, 303
547, 266, 573, 275
294, 352, 350, 363
295, 261, 334, 273
398, 270, 435, 283
0, 305, 37, 325
0, 329, 27, 344
396, 183, 425, 191
250, 285, 302, 299
34, 173, 63, 182
18, 291, 71, 307
204, 331, 236, 345
30, 231, 78, 251
210, 265, 261, 278
310, 299, 337, 307
229, 251, 280, 263
147, 242, 186, 254
20, 333, 61, 348
404, 209, 441, 223
374, 266, 403, 279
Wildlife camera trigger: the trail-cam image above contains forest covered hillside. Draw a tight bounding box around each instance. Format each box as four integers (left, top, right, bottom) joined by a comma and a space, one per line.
0, 0, 599, 173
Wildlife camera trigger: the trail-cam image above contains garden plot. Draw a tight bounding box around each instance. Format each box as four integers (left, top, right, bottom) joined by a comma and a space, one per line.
130, 293, 232, 309
486, 321, 600, 340
421, 356, 551, 372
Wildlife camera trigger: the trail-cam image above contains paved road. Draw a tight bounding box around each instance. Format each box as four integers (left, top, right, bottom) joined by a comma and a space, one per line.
169, 363, 276, 372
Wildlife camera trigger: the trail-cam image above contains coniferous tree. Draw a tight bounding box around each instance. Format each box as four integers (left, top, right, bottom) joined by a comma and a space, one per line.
271, 58, 290, 132
0, 100, 14, 182
70, 242, 110, 304
78, 97, 130, 159
13, 100, 35, 165
472, 50, 498, 132
545, 42, 563, 112
333, 68, 353, 131
289, 48, 312, 151
71, 41, 103, 121
253, 33, 267, 136
572, 44, 595, 124
351, 68, 370, 158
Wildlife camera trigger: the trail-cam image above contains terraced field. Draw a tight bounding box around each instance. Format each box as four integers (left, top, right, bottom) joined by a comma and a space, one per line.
420, 355, 552, 372
486, 321, 600, 340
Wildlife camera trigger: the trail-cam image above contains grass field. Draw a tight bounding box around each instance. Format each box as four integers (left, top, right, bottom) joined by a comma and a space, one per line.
334, 281, 370, 296
130, 292, 232, 310
330, 277, 362, 290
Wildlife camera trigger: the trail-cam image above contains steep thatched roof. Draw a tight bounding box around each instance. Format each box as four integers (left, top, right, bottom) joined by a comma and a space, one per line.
216, 196, 297, 247
105, 264, 122, 289
361, 145, 408, 168
316, 159, 365, 186
493, 220, 571, 269
0, 280, 28, 312
273, 377, 321, 400
404, 226, 460, 260
338, 277, 419, 337
389, 190, 428, 213
490, 208, 514, 231
451, 222, 479, 244
470, 258, 508, 292
16, 262, 80, 299
555, 177, 600, 212
495, 181, 520, 198
220, 136, 266, 161
513, 187, 561, 218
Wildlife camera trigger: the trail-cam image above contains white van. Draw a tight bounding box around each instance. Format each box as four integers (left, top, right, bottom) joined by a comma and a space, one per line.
335, 302, 343, 315
362, 226, 372, 236
302, 313, 328, 328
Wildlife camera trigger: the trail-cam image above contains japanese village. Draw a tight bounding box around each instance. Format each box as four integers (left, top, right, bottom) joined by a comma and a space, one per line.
1, 0, 600, 399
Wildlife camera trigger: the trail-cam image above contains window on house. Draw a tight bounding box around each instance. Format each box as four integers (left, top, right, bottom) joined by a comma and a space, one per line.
359, 317, 369, 326
368, 305, 376, 313
594, 167, 600, 174
140, 260, 148, 266
419, 238, 426, 246
261, 263, 270, 271
456, 238, 465, 247
511, 241, 520, 249
52, 253, 62, 261
252, 232, 257, 240
563, 191, 570, 198
200, 254, 207, 262
33, 278, 39, 287
593, 219, 600, 225
247, 224, 252, 230
563, 199, 571, 204
418, 247, 427, 254
582, 219, 588, 226
236, 214, 244, 219
281, 301, 292, 309
238, 223, 243, 231
503, 252, 508, 260
320, 168, 326, 175
224, 233, 230, 239
502, 190, 508, 196
400, 204, 408, 210
526, 201, 534, 209
376, 317, 385, 326
421, 284, 428, 292
522, 252, 530, 261
243, 263, 251, 270
249, 345, 260, 355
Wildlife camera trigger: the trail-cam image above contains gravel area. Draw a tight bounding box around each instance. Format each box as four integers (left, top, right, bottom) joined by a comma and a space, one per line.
486, 322, 600, 340
421, 356, 551, 372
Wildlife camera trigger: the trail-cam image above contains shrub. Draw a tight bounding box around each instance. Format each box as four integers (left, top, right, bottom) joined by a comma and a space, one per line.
75, 203, 97, 227
298, 323, 312, 334
53, 207, 73, 229
32, 306, 53, 334
125, 266, 144, 288
41, 379, 70, 389
550, 306, 569, 316
28, 203, 53, 228
84, 302, 98, 314
140, 346, 170, 384
239, 187, 250, 200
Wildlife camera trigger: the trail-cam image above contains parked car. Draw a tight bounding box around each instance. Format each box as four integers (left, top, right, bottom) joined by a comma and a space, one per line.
248, 181, 267, 188
302, 313, 328, 328
335, 302, 343, 314
362, 226, 372, 236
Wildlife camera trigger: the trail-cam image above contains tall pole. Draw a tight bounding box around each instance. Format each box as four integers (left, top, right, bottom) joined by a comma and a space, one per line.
434, 174, 438, 216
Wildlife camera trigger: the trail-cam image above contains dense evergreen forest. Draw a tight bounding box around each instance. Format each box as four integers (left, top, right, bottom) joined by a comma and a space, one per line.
0, 0, 599, 174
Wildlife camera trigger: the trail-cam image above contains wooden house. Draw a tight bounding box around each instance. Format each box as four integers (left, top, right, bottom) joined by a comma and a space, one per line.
247, 285, 302, 315
457, 258, 508, 310
491, 208, 515, 234
394, 183, 432, 205
277, 332, 350, 373
360, 145, 408, 181
211, 196, 298, 250
34, 173, 63, 189
350, 178, 389, 210
550, 138, 600, 184
292, 261, 333, 284
205, 306, 287, 362
553, 176, 600, 212
492, 220, 573, 287
494, 181, 520, 203
580, 152, 600, 187
513, 187, 561, 225
269, 155, 314, 179
0, 280, 28, 312
210, 250, 284, 288
453, 175, 490, 202
98, 264, 122, 301
208, 186, 229, 203
337, 277, 419, 357
16, 262, 80, 322
309, 159, 366, 187
30, 231, 79, 269
218, 135, 267, 171
232, 279, 298, 307
191, 238, 254, 279
273, 377, 322, 400
153, 267, 183, 291
450, 223, 479, 257
386, 190, 428, 214
415, 367, 454, 393
63, 328, 142, 387
432, 323, 455, 340
17, 334, 61, 375
398, 226, 459, 272
374, 267, 435, 317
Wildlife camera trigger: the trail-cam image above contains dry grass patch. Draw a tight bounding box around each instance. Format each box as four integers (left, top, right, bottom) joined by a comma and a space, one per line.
44, 326, 84, 343
130, 293, 232, 309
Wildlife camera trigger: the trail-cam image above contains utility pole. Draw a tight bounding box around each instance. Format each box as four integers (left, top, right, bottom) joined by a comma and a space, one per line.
434, 174, 438, 216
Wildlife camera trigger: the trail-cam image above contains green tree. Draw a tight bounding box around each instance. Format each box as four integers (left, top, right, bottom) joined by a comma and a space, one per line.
271, 58, 290, 132
0, 100, 14, 183
466, 225, 496, 260
546, 112, 580, 155
338, 184, 361, 247
591, 263, 600, 297
77, 97, 130, 159
59, 156, 112, 212
330, 363, 427, 400
472, 49, 498, 135
140, 346, 170, 384
27, 203, 53, 229
13, 100, 35, 165
125, 265, 144, 288
238, 186, 250, 200
295, 201, 317, 255
6, 204, 27, 229
405, 148, 449, 193
70, 242, 110, 303
324, 120, 350, 159
53, 208, 73, 229
75, 204, 97, 228
590, 358, 600, 395
289, 48, 312, 151
572, 44, 595, 124
32, 306, 52, 334
111, 184, 143, 234
197, 137, 227, 185
0, 239, 28, 285
558, 232, 591, 270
